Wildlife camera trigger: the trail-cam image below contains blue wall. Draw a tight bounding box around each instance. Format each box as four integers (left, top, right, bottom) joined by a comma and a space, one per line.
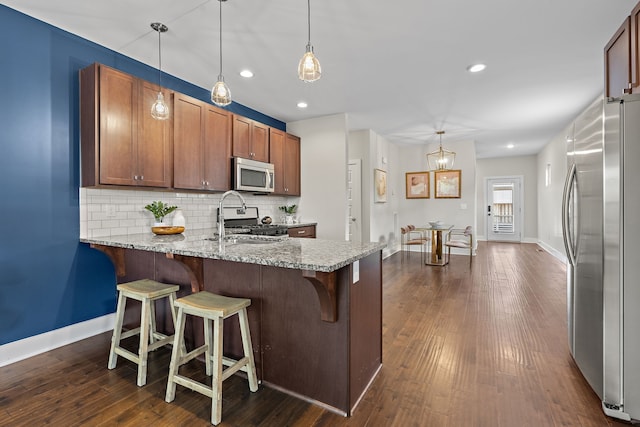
0, 5, 285, 346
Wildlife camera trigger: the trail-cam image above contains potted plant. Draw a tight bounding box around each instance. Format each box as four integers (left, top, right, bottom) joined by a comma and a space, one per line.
145, 201, 178, 226
278, 204, 297, 224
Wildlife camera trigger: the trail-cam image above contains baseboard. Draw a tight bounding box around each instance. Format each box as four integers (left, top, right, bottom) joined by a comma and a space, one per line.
536, 240, 567, 263
0, 313, 115, 367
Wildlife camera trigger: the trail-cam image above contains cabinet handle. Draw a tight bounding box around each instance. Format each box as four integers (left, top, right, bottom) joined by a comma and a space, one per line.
140, 175, 144, 180
133, 175, 139, 180
298, 230, 305, 234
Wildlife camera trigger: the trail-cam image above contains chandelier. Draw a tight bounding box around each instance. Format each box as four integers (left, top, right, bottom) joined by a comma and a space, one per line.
426, 131, 456, 171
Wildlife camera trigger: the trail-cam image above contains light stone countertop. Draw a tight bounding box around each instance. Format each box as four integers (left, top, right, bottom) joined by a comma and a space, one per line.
80, 230, 385, 273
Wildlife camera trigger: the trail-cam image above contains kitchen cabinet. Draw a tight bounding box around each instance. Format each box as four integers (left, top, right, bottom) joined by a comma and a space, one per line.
287, 224, 316, 238
232, 115, 269, 162
269, 129, 301, 196
173, 93, 232, 191
631, 3, 640, 93
605, 17, 632, 98
80, 63, 172, 187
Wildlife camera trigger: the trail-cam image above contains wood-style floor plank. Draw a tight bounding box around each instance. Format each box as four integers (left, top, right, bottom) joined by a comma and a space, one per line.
0, 242, 629, 426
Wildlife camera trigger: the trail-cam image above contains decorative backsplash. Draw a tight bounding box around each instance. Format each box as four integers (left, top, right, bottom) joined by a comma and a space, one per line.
79, 188, 293, 238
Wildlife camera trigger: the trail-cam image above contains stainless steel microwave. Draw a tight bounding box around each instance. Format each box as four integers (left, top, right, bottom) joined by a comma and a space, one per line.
233, 157, 275, 193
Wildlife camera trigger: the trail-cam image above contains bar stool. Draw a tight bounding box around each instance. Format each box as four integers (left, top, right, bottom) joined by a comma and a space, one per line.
108, 279, 180, 386
165, 291, 259, 425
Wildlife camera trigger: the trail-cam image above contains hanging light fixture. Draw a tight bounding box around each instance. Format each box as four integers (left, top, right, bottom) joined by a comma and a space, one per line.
150, 22, 170, 120
298, 0, 321, 82
211, 0, 231, 106
427, 131, 456, 171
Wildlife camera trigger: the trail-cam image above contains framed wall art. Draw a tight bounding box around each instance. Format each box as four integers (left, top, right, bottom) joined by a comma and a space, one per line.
374, 168, 387, 203
434, 169, 461, 198
405, 171, 429, 199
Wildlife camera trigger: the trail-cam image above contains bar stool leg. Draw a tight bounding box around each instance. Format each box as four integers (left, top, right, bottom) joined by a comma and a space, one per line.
211, 316, 224, 425
137, 298, 151, 386
204, 318, 213, 376
239, 308, 259, 392
108, 292, 127, 370
165, 307, 186, 403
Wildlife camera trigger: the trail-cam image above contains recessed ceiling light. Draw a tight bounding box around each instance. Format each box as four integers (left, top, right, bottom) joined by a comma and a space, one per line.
467, 63, 486, 73
297, 101, 308, 108
240, 69, 254, 78
507, 143, 515, 149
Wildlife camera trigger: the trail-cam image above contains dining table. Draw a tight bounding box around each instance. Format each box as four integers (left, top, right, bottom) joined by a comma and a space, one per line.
416, 224, 453, 266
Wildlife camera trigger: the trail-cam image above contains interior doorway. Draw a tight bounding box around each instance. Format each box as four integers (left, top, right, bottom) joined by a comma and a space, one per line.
347, 159, 362, 243
485, 176, 523, 242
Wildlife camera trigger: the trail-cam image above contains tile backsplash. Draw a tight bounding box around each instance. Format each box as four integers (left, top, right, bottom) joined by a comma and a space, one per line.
79, 188, 295, 238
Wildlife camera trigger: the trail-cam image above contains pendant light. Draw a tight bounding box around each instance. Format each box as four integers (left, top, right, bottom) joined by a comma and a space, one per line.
150, 22, 170, 120
211, 0, 231, 106
427, 131, 456, 171
298, 0, 321, 82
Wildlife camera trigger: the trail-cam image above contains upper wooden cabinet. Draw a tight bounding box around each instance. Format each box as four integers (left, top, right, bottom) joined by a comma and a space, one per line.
173, 93, 232, 191
605, 17, 632, 98
631, 3, 640, 93
232, 115, 269, 162
80, 63, 172, 187
269, 128, 300, 196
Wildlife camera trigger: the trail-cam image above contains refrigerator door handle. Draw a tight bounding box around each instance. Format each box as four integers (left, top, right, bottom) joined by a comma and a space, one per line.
562, 163, 577, 266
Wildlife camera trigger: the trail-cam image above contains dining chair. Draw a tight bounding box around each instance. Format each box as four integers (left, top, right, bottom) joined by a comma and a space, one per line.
401, 225, 429, 263
444, 226, 473, 262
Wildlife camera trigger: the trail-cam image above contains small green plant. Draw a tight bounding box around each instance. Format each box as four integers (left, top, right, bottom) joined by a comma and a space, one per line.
145, 201, 178, 223
278, 204, 298, 215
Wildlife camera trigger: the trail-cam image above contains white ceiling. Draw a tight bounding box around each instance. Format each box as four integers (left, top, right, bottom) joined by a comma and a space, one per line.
4, 0, 636, 158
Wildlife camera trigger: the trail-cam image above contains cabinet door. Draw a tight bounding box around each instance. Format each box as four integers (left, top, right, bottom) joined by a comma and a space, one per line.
632, 4, 640, 93
232, 115, 252, 159
251, 121, 270, 162
174, 93, 205, 190
284, 133, 301, 196
99, 66, 136, 185
605, 17, 631, 98
137, 80, 172, 187
203, 105, 232, 191
269, 128, 286, 194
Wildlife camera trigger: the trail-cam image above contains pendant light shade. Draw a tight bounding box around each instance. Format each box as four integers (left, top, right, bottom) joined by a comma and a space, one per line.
211, 0, 231, 106
427, 131, 456, 171
150, 22, 169, 120
298, 0, 321, 82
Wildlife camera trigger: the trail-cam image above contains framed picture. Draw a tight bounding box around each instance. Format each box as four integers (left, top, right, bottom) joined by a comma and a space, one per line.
434, 169, 461, 198
405, 171, 430, 199
374, 168, 387, 203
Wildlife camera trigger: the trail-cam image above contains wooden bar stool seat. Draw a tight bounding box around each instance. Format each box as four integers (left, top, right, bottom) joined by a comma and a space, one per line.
165, 291, 259, 425
108, 279, 180, 387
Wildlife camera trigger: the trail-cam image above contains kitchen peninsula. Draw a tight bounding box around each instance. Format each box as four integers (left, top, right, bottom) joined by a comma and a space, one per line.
81, 231, 384, 415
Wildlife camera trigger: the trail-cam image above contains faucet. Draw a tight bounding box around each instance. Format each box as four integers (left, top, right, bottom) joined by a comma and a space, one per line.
217, 190, 247, 245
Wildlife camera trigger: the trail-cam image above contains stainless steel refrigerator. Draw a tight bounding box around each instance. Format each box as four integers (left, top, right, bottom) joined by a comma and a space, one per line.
562, 96, 604, 404
601, 94, 640, 421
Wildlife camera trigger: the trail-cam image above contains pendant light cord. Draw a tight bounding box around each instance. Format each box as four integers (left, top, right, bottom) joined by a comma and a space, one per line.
307, 0, 311, 45
219, 0, 223, 77
157, 28, 163, 88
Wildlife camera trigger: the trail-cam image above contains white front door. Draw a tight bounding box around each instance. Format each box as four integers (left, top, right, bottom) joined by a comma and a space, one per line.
486, 176, 522, 242
347, 160, 362, 243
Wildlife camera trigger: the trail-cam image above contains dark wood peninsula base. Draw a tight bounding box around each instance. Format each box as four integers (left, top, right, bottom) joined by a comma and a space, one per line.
91, 245, 382, 415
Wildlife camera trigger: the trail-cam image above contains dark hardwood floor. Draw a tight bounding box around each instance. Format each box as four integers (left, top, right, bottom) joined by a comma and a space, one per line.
0, 242, 628, 426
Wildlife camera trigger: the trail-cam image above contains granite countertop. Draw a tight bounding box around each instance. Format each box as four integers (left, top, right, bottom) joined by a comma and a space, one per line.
80, 230, 384, 273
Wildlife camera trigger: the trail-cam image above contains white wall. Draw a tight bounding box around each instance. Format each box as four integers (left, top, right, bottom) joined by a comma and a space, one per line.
475, 156, 538, 242
395, 139, 477, 253
536, 124, 570, 261
348, 129, 401, 257
287, 114, 349, 241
